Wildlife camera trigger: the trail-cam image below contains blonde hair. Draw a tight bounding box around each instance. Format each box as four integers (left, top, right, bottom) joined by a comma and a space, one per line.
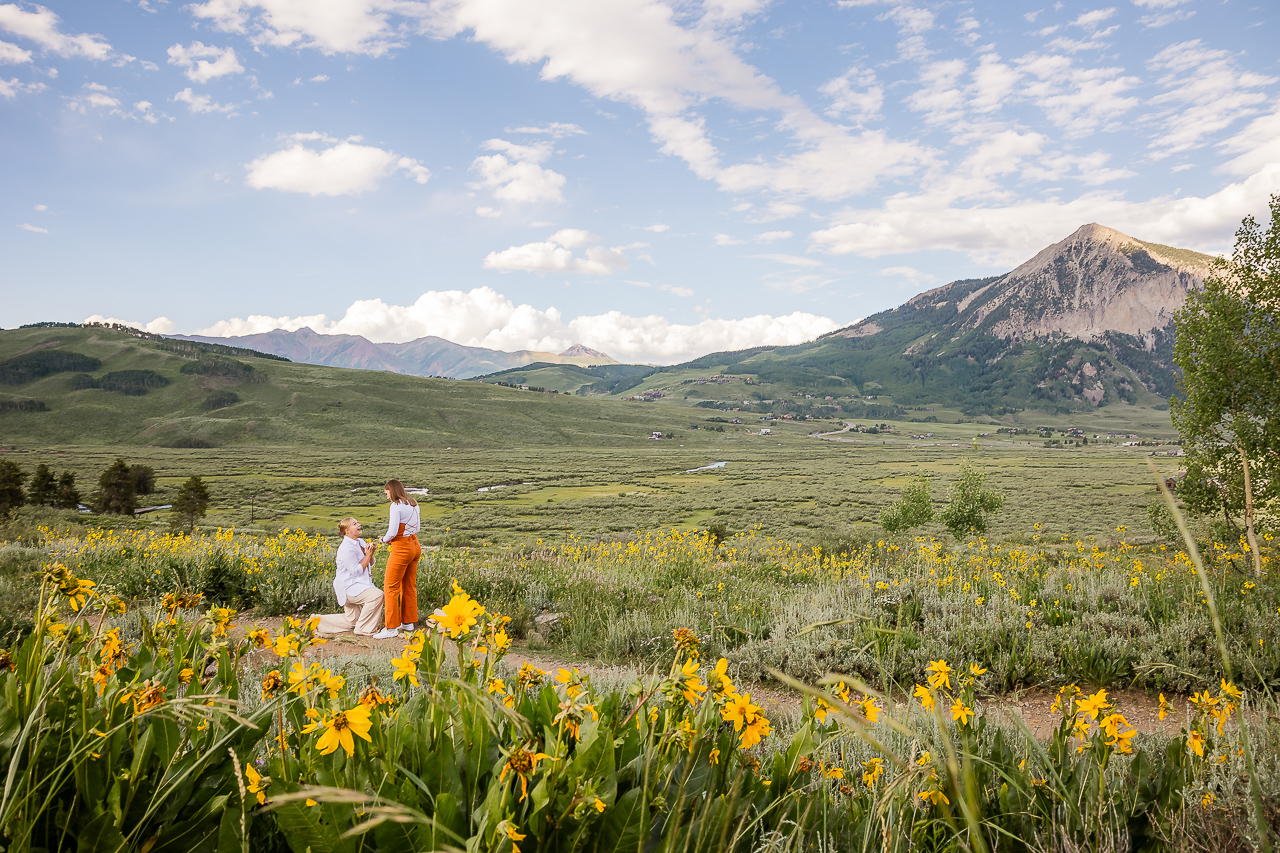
384, 479, 417, 506
338, 516, 358, 535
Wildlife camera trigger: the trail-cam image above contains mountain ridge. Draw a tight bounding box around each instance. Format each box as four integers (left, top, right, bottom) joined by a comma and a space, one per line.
168, 327, 616, 379
482, 223, 1211, 415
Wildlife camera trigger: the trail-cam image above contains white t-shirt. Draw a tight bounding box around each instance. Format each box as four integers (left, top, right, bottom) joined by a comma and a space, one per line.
382, 501, 421, 543
334, 536, 377, 606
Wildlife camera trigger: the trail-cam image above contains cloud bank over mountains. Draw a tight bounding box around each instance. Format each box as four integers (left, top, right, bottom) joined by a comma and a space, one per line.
180, 287, 839, 365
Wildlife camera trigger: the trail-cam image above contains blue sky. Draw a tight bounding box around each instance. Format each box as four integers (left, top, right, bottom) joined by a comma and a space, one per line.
2, 0, 1277, 363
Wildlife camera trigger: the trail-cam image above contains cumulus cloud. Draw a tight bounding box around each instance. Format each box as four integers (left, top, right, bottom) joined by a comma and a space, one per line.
173, 87, 236, 114
0, 38, 31, 63
482, 229, 630, 274
195, 286, 840, 364
245, 132, 430, 195
82, 314, 176, 334
469, 139, 566, 204
754, 230, 793, 242
819, 64, 882, 122
0, 3, 112, 59
713, 234, 744, 246
19, 222, 48, 233
426, 0, 931, 201
808, 159, 1280, 266
189, 0, 433, 56
0, 75, 42, 97
167, 41, 244, 83
643, 223, 669, 232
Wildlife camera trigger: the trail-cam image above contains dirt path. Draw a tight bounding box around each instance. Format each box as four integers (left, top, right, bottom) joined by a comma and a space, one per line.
231, 614, 1203, 740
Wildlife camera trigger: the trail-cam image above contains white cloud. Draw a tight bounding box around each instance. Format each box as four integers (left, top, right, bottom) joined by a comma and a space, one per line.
506, 121, 585, 138
808, 161, 1280, 266
1132, 0, 1190, 7
309, 73, 329, 82
66, 82, 120, 112
0, 38, 31, 63
818, 64, 882, 123
0, 3, 112, 59
713, 233, 744, 246
189, 0, 433, 56
33, 203, 46, 210
755, 230, 792, 242
173, 87, 236, 114
880, 265, 934, 285
1070, 8, 1116, 30
245, 132, 430, 195
167, 42, 244, 83
475, 206, 501, 218
1218, 103, 1280, 177
482, 229, 629, 274
428, 0, 931, 201
19, 222, 48, 233
82, 314, 177, 334
1015, 53, 1141, 137
750, 253, 821, 267
195, 285, 840, 364
1145, 41, 1276, 159
0, 75, 42, 97
469, 138, 566, 204
1138, 9, 1193, 27
643, 223, 669, 232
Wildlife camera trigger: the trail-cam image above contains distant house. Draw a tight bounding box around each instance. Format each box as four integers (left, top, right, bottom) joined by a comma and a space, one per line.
760, 428, 772, 435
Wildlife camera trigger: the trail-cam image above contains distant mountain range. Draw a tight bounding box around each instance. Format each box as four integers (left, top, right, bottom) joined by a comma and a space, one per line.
481, 224, 1216, 416
168, 327, 616, 379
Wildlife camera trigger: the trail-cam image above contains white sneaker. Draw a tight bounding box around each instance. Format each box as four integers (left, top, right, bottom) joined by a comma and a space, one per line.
398, 623, 415, 631
371, 628, 400, 640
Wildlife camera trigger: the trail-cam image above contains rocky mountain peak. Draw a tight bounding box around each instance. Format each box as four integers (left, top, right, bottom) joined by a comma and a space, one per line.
558, 344, 611, 358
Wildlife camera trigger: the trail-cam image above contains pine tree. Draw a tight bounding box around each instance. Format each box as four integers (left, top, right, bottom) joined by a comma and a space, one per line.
130, 464, 156, 496
171, 476, 211, 533
28, 464, 56, 506
0, 461, 26, 519
56, 472, 81, 510
94, 458, 137, 516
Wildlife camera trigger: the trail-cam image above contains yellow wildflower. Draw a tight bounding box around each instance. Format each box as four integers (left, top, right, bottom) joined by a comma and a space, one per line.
925, 660, 951, 691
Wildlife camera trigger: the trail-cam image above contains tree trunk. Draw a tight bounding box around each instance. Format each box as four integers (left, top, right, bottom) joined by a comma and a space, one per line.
1238, 444, 1264, 578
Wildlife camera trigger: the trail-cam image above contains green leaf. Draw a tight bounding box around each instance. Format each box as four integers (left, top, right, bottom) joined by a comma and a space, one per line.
76, 810, 127, 853
593, 787, 646, 853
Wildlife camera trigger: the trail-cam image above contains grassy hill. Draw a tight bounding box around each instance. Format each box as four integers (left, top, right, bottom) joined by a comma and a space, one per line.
0, 325, 701, 448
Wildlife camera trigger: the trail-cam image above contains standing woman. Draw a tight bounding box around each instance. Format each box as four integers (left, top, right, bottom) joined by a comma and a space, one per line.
381, 479, 422, 632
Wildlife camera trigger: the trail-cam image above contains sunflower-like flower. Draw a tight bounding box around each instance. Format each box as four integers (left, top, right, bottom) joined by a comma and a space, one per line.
359, 683, 394, 708
677, 658, 707, 704
500, 745, 553, 801
244, 764, 270, 805
303, 704, 374, 756
517, 662, 547, 690
861, 757, 884, 786
121, 679, 166, 715
556, 667, 585, 699
261, 669, 284, 698
913, 684, 934, 712
1187, 729, 1205, 758
1100, 713, 1136, 754
721, 691, 772, 749
1075, 689, 1111, 721
709, 658, 734, 696
497, 821, 526, 853
430, 589, 484, 639
391, 652, 419, 687
246, 628, 271, 648
950, 699, 974, 727
672, 627, 700, 658
924, 660, 951, 691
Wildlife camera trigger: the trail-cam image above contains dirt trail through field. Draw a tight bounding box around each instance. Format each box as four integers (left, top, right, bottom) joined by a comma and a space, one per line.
233, 614, 1196, 741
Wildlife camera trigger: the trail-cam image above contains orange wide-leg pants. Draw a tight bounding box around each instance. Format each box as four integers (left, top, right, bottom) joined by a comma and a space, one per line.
384, 535, 421, 629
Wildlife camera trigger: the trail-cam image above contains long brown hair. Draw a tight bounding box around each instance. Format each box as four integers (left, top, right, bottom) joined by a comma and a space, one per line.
384, 479, 417, 506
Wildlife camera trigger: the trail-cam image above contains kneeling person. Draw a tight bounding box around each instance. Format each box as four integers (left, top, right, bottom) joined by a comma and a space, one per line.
317, 517, 399, 639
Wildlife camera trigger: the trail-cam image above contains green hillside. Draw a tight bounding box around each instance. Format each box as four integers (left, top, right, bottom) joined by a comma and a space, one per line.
0, 325, 702, 448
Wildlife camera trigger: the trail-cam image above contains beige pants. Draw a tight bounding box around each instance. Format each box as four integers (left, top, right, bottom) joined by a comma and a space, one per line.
316, 587, 384, 636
